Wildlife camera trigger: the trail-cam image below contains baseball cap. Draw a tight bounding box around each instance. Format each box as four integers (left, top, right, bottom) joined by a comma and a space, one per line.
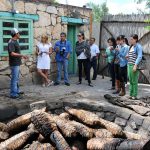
11, 28, 20, 36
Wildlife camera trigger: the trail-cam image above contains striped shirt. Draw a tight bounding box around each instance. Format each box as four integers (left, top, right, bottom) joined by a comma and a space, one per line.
128, 46, 137, 65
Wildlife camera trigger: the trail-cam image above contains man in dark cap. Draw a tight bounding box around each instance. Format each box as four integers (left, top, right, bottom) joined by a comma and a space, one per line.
8, 28, 28, 99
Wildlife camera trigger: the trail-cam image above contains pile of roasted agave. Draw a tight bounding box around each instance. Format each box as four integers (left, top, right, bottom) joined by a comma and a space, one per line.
0, 107, 150, 150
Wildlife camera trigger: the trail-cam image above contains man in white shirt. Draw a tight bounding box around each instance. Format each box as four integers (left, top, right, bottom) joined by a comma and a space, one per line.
90, 38, 100, 80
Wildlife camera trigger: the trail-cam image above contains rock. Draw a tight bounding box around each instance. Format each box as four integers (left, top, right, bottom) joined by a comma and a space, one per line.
95, 112, 105, 118
46, 6, 57, 14
104, 112, 116, 122
137, 127, 149, 138
34, 11, 51, 27
20, 65, 29, 76
57, 17, 61, 23
130, 113, 144, 126
37, 4, 46, 11
15, 102, 31, 115
51, 14, 57, 26
0, 75, 10, 89
29, 64, 37, 73
20, 74, 33, 86
0, 61, 10, 75
25, 62, 33, 66
0, 0, 12, 11
47, 100, 63, 110
34, 27, 47, 38
128, 121, 138, 130
52, 24, 62, 39
15, 1, 25, 13
0, 104, 17, 121
58, 7, 64, 16
124, 125, 136, 133
115, 117, 127, 127
46, 26, 53, 36
83, 10, 90, 17
30, 100, 47, 111
32, 72, 42, 85
142, 117, 150, 129
103, 105, 117, 113
25, 3, 37, 14
116, 108, 132, 120
129, 105, 150, 116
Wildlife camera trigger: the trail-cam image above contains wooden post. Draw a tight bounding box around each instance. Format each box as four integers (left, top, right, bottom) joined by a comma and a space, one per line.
89, 12, 93, 38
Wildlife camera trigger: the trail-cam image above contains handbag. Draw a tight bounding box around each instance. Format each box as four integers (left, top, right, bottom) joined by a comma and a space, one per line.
137, 56, 146, 70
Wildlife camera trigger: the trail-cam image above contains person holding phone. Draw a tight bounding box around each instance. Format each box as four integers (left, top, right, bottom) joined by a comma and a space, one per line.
102, 37, 116, 90
36, 35, 53, 87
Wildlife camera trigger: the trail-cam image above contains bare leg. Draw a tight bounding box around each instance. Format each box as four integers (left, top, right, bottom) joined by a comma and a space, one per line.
37, 69, 49, 83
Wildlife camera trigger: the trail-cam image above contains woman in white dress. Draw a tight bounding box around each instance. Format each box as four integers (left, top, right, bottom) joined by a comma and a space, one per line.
36, 35, 53, 87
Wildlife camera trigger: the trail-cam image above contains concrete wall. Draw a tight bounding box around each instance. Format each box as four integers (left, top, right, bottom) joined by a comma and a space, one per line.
0, 0, 92, 89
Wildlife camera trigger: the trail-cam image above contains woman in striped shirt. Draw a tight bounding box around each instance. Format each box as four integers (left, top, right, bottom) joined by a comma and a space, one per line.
127, 34, 143, 100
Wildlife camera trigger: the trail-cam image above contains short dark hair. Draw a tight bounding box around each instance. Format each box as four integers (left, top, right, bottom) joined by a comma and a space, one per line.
60, 32, 66, 37
131, 34, 138, 42
118, 35, 125, 40
90, 37, 96, 42
78, 31, 85, 40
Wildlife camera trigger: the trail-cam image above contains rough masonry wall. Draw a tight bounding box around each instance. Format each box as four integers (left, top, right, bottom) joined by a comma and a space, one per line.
0, 0, 91, 89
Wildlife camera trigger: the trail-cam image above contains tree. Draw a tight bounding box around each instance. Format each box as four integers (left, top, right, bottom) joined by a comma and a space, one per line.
86, 2, 109, 22
136, 0, 150, 9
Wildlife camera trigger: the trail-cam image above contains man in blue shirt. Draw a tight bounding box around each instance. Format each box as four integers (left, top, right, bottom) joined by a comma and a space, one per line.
54, 32, 72, 86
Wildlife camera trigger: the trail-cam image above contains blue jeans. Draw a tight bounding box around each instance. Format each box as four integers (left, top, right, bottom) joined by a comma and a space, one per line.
56, 59, 69, 83
10, 66, 20, 97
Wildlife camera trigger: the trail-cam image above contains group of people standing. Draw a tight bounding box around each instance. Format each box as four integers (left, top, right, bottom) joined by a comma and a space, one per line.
104, 34, 143, 100
36, 31, 100, 88
7, 27, 142, 100
8, 28, 100, 99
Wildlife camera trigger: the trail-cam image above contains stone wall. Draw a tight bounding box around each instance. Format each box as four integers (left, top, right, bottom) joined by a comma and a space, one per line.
0, 0, 92, 89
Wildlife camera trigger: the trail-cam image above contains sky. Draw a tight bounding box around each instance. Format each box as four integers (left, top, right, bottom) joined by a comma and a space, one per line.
57, 0, 147, 14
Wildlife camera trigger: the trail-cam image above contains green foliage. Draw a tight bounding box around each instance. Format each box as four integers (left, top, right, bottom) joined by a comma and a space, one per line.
86, 2, 109, 22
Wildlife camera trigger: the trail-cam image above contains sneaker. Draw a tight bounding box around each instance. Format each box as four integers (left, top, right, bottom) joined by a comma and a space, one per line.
65, 82, 70, 86
42, 83, 46, 87
54, 82, 60, 86
92, 78, 96, 80
132, 97, 138, 100
10, 95, 23, 99
47, 81, 54, 87
18, 91, 24, 95
88, 83, 94, 87
77, 81, 82, 85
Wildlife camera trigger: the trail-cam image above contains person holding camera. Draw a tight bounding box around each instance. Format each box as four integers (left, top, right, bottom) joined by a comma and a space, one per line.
54, 32, 72, 86
76, 32, 93, 87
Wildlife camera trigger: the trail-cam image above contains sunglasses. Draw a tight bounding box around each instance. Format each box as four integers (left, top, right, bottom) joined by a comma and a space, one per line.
77, 35, 82, 37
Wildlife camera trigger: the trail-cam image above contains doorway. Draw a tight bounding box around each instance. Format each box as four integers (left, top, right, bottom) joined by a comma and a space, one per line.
67, 25, 78, 75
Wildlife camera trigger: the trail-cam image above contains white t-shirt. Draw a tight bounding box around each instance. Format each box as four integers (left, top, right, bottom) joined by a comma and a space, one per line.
77, 52, 87, 60
90, 44, 100, 58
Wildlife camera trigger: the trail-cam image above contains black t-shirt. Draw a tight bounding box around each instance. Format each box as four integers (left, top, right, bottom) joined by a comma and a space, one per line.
8, 39, 21, 66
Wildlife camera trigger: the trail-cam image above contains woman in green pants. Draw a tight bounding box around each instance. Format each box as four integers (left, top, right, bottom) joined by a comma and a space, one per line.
127, 34, 143, 100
